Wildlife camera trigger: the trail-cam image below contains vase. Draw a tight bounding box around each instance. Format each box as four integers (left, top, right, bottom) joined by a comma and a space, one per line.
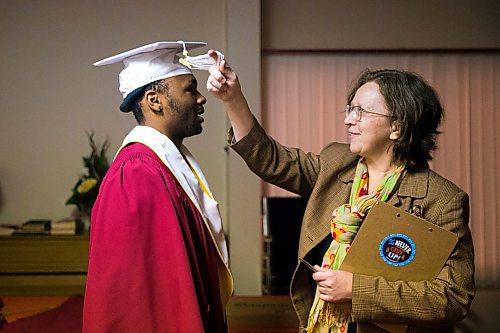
76, 204, 92, 233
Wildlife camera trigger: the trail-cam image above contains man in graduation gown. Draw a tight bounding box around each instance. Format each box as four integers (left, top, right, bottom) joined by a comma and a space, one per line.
83, 41, 232, 333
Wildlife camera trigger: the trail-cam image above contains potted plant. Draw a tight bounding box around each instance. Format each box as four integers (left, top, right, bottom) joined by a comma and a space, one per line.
66, 131, 110, 222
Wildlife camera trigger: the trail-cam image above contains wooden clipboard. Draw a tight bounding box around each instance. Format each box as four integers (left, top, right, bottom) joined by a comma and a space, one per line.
340, 201, 458, 333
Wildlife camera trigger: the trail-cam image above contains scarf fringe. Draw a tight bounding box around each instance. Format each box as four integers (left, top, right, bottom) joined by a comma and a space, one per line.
306, 302, 351, 333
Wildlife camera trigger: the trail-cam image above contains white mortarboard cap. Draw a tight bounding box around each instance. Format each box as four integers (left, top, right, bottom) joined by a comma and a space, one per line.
93, 41, 207, 100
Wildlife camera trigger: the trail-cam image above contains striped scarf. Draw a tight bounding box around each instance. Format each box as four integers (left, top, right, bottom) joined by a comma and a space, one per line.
306, 158, 405, 333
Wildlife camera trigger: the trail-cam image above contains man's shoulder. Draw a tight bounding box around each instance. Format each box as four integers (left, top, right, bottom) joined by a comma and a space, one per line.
102, 143, 183, 197
107, 143, 170, 179
115, 142, 161, 161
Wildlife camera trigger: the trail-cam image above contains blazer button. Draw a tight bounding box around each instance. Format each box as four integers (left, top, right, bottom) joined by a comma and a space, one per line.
410, 205, 423, 217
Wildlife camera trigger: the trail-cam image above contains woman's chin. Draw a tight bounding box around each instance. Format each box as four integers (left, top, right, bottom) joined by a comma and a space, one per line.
349, 143, 361, 155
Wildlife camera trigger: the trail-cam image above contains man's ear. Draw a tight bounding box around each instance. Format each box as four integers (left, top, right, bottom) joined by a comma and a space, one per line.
389, 120, 401, 140
144, 90, 163, 113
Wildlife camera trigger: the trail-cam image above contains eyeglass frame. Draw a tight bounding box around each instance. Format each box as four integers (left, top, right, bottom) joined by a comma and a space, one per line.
344, 105, 392, 121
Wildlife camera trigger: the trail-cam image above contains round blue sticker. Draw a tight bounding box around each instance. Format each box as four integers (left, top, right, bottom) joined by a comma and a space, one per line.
379, 234, 416, 267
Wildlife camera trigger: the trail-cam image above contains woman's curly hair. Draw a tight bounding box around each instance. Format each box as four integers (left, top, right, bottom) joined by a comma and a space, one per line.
347, 69, 443, 172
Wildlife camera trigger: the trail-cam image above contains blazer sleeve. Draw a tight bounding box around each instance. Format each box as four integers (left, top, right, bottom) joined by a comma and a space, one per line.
351, 188, 475, 327
229, 117, 321, 197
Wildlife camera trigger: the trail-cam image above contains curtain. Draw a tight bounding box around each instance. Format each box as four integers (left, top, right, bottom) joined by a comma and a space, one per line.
261, 52, 500, 288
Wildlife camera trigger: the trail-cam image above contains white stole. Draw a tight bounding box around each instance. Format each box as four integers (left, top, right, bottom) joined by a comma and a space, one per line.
116, 126, 229, 266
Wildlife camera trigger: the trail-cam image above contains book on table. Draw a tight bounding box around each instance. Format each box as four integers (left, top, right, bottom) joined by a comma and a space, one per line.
19, 220, 51, 234
50, 219, 79, 235
17, 218, 81, 235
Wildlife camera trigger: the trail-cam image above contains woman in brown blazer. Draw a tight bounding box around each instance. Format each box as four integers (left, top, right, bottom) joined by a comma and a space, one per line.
207, 53, 474, 333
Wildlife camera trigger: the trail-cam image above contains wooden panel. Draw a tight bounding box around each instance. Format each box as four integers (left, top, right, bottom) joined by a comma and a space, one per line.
227, 296, 299, 329
0, 235, 89, 273
0, 274, 87, 296
0, 235, 89, 296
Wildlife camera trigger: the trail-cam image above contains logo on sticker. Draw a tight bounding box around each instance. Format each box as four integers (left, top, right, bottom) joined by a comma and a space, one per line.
379, 234, 416, 267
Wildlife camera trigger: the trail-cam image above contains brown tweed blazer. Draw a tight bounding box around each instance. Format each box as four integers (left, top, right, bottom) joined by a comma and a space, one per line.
230, 119, 475, 333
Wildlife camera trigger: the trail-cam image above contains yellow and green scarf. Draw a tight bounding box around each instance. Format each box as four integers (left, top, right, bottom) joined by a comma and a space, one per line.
306, 158, 405, 333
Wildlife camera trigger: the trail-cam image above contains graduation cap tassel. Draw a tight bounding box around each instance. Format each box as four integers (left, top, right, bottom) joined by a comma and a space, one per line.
178, 40, 224, 70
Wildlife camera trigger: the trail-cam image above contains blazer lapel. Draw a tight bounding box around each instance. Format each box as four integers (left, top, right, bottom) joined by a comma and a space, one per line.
299, 165, 355, 257
387, 169, 429, 211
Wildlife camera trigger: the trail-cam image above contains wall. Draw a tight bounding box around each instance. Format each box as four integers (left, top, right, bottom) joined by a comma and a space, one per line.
0, 0, 225, 223
226, 1, 263, 295
262, 0, 500, 50
0, 0, 263, 295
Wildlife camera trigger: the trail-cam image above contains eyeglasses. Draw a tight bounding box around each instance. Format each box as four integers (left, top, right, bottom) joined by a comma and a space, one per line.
344, 105, 391, 121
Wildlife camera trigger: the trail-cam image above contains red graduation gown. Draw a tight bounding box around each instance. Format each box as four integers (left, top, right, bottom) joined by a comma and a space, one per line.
83, 143, 226, 333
